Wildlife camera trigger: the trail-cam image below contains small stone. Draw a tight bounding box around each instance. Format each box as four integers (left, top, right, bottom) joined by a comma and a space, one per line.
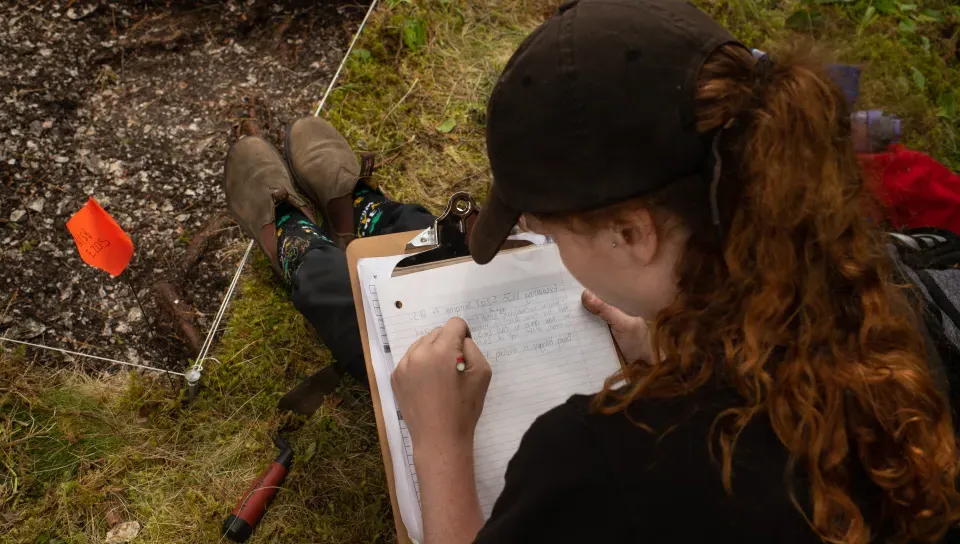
22, 318, 47, 338
185, 189, 196, 196
27, 198, 45, 213
54, 156, 69, 163
42, 119, 53, 129
176, 214, 190, 222
39, 48, 52, 57
9, 209, 26, 222
107, 160, 123, 177
67, 4, 98, 20
105, 521, 141, 544
127, 306, 143, 322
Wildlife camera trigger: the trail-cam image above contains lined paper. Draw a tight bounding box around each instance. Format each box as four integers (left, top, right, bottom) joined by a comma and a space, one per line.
357, 256, 424, 542
377, 244, 619, 517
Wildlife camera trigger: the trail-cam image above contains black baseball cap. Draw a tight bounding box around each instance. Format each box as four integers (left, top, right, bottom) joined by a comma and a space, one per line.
470, 0, 741, 264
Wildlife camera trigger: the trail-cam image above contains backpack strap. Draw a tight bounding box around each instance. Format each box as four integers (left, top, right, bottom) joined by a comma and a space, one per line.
913, 269, 960, 333
889, 228, 960, 269
890, 258, 954, 406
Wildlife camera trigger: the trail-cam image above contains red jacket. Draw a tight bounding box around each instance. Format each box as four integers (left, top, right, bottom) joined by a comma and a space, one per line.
860, 144, 960, 235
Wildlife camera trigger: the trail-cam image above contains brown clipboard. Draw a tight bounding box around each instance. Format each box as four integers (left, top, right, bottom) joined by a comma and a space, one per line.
345, 192, 484, 542
345, 191, 532, 541
344, 193, 613, 541
346, 230, 422, 544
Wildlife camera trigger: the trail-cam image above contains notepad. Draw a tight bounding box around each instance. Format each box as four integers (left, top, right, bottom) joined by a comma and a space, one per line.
376, 243, 620, 525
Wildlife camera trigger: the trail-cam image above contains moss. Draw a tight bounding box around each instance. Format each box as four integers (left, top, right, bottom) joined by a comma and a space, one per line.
7, 0, 960, 542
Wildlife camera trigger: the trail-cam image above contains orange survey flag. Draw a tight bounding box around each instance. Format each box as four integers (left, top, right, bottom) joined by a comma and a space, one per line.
66, 197, 134, 277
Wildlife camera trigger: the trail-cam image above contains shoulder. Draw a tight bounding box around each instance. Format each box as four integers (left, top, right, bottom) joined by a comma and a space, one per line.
510, 394, 652, 464
501, 395, 606, 480
476, 397, 634, 542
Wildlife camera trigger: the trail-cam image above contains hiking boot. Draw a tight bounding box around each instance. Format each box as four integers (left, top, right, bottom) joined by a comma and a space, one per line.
284, 116, 361, 245
224, 136, 315, 277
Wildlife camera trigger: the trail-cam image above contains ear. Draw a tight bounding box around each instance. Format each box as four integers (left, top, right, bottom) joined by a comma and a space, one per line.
616, 208, 658, 266
521, 213, 549, 236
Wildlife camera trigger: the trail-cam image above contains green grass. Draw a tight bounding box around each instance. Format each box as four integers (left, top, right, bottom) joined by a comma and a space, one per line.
3, 0, 959, 542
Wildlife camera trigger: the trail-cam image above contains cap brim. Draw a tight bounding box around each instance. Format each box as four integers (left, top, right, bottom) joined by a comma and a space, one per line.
469, 188, 521, 265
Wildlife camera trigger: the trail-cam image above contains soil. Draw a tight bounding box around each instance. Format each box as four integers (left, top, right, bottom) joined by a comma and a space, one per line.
0, 0, 361, 372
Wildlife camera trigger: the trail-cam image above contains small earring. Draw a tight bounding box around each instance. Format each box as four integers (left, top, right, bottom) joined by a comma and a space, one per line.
612, 240, 618, 248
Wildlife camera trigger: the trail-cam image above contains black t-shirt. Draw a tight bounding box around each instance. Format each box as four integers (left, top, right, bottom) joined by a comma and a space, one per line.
475, 382, 885, 543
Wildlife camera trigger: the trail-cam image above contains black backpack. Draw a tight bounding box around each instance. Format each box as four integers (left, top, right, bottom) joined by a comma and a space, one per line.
889, 227, 960, 414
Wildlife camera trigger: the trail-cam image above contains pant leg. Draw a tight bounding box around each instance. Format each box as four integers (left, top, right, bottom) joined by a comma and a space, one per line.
290, 244, 364, 380
378, 203, 436, 235
290, 203, 435, 381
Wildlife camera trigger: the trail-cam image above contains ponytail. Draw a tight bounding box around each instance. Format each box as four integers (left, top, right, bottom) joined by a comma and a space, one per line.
589, 44, 960, 543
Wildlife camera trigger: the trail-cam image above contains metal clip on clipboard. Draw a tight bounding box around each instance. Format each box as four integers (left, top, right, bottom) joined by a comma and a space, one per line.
396, 191, 479, 269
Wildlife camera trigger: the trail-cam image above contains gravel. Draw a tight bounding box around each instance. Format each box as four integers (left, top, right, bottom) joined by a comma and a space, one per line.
1, 0, 360, 371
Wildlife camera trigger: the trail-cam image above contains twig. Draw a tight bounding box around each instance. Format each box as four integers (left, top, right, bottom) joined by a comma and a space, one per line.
1, 289, 17, 326
376, 77, 419, 139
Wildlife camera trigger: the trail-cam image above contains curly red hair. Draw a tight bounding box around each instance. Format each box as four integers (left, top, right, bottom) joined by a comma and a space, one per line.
541, 44, 960, 543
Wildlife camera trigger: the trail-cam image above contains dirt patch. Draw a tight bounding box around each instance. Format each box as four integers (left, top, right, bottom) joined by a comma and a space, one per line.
0, 0, 362, 371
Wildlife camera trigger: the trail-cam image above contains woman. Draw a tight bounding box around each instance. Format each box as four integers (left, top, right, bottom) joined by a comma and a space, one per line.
389, 0, 960, 542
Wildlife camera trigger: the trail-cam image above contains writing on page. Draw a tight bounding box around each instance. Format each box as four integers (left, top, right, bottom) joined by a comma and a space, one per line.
377, 245, 619, 516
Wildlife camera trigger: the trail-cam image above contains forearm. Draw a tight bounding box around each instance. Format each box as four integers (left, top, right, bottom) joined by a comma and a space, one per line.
414, 441, 484, 544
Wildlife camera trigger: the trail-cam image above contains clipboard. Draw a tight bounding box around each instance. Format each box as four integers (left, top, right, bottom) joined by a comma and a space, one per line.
346, 192, 493, 543
346, 230, 418, 543
346, 193, 616, 542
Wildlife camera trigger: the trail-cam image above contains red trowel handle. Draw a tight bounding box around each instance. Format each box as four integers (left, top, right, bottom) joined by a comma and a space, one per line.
221, 436, 293, 543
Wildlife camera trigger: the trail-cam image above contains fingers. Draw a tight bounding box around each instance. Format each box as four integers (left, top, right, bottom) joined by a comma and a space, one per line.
406, 330, 433, 355
581, 290, 633, 330
462, 338, 492, 379
422, 326, 443, 345
436, 316, 471, 349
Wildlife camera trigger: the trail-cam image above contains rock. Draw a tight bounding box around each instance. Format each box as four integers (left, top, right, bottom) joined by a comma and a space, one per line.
67, 4, 99, 20
81, 153, 102, 174
127, 306, 143, 322
9, 209, 27, 222
107, 160, 124, 177
22, 319, 47, 339
27, 198, 45, 213
105, 521, 141, 544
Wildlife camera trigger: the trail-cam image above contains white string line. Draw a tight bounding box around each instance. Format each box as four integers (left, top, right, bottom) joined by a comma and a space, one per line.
0, 336, 185, 376
313, 0, 380, 117
194, 239, 254, 370
195, 0, 381, 372
0, 2, 381, 380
